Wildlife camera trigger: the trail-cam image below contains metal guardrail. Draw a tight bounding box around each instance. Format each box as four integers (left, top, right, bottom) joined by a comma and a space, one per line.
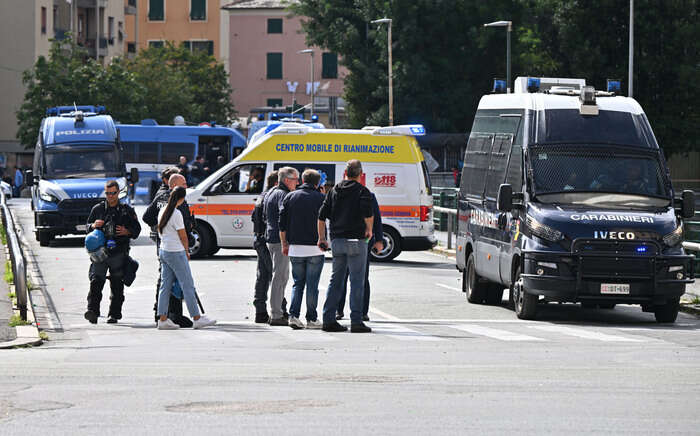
1, 191, 28, 320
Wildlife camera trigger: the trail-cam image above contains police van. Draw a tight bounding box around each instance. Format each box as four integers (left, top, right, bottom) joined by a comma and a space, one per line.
456, 77, 695, 322
28, 106, 138, 246
186, 124, 436, 260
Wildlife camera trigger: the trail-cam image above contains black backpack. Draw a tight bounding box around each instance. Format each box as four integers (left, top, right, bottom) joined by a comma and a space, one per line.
251, 189, 269, 236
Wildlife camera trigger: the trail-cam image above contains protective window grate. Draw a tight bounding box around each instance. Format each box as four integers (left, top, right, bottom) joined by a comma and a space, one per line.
529, 145, 669, 198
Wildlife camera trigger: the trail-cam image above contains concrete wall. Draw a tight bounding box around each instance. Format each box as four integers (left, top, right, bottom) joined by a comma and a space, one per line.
227, 9, 346, 116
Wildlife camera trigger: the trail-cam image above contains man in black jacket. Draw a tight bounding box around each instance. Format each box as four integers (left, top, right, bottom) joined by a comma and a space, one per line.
279, 169, 325, 330
142, 171, 195, 327
251, 170, 278, 323
84, 180, 141, 324
317, 160, 374, 333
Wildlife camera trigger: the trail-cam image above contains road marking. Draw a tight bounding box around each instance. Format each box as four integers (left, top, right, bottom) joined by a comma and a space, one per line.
371, 324, 444, 341
275, 328, 338, 342
436, 283, 461, 291
450, 324, 544, 341
368, 306, 401, 321
528, 325, 644, 342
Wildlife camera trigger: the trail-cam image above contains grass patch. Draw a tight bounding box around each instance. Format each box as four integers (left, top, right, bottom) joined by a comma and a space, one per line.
0, 221, 6, 246
39, 331, 49, 341
7, 292, 15, 299
691, 296, 700, 305
8, 314, 30, 327
4, 260, 12, 284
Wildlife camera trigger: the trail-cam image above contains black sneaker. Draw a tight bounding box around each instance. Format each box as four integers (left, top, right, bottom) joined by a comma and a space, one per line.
84, 310, 98, 324
174, 316, 193, 328
351, 323, 372, 333
335, 311, 344, 320
255, 313, 270, 324
269, 317, 288, 326
106, 318, 118, 324
322, 322, 348, 332
282, 311, 289, 321
362, 315, 370, 322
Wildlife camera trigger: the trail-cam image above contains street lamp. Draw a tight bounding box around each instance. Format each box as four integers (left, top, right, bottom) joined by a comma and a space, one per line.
628, 0, 634, 97
297, 49, 315, 117
371, 17, 393, 126
483, 20, 512, 93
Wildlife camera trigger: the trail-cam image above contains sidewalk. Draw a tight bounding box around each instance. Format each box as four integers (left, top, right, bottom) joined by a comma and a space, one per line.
0, 247, 17, 343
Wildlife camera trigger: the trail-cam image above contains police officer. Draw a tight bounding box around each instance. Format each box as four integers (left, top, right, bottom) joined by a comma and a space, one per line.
84, 180, 141, 324
143, 170, 195, 327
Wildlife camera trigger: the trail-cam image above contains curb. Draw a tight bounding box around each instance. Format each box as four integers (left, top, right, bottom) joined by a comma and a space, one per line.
431, 245, 456, 258
679, 303, 700, 317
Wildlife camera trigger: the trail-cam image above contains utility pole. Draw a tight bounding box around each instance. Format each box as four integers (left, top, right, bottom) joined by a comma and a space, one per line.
371, 18, 394, 125
628, 0, 634, 98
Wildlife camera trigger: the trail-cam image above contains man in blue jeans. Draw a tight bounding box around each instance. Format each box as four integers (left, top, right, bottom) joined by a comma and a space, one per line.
279, 169, 325, 330
317, 160, 374, 333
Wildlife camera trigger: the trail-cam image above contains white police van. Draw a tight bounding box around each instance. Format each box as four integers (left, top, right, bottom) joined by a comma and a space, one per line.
457, 77, 695, 322
28, 106, 138, 246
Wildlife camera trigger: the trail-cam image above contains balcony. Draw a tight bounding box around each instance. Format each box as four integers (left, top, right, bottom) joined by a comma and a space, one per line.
54, 28, 69, 40
85, 37, 108, 57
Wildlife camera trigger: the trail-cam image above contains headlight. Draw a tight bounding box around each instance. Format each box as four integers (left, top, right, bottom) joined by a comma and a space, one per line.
118, 184, 128, 199
39, 191, 59, 203
526, 214, 563, 242
662, 223, 683, 247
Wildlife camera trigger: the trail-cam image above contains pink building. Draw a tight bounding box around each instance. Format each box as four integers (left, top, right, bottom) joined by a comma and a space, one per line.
223, 0, 347, 125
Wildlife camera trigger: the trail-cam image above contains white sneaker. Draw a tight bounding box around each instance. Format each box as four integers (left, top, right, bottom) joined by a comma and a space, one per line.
306, 319, 322, 329
193, 315, 217, 329
288, 316, 305, 330
157, 319, 180, 330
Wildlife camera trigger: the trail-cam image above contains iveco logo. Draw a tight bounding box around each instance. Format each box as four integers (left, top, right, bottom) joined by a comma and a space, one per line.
73, 193, 99, 199
55, 129, 105, 136
594, 231, 636, 240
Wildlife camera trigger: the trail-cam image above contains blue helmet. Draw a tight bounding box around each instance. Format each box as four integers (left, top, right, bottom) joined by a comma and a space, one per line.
85, 229, 105, 253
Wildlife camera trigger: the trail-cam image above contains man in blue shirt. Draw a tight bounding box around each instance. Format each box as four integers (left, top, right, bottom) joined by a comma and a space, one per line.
13, 166, 23, 197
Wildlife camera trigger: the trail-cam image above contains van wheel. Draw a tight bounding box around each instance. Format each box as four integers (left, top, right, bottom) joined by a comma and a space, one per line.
485, 284, 504, 305
370, 227, 401, 262
654, 297, 679, 323
38, 232, 53, 247
466, 253, 488, 304
513, 266, 538, 319
190, 224, 213, 259
208, 246, 220, 256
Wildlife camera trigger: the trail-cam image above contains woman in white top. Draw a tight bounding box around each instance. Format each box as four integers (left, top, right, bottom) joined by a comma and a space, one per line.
156, 186, 216, 330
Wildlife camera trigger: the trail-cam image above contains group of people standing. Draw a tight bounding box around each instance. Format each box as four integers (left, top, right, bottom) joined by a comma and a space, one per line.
253, 159, 383, 333
83, 159, 382, 334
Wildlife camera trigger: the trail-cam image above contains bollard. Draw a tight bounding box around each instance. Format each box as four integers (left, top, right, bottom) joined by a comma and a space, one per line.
446, 211, 453, 250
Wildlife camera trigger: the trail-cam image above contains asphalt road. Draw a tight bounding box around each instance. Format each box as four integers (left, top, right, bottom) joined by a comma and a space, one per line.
1, 199, 699, 435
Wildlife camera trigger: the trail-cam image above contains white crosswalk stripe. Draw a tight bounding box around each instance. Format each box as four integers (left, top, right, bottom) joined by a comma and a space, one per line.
371, 323, 445, 341
450, 324, 545, 341
528, 325, 644, 342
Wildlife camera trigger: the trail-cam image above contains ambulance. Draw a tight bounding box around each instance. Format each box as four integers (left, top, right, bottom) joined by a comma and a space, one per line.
186, 123, 437, 260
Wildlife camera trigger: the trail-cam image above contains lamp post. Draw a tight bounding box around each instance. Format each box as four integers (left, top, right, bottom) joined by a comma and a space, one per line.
628, 0, 634, 97
371, 18, 393, 125
483, 20, 512, 93
297, 49, 315, 117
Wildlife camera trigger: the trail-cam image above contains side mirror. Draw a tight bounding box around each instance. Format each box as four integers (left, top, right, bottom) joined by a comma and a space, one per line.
497, 184, 513, 212
25, 170, 34, 186
129, 167, 139, 184
681, 190, 695, 219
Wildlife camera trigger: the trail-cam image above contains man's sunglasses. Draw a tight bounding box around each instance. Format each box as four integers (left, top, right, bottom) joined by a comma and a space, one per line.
105, 191, 119, 196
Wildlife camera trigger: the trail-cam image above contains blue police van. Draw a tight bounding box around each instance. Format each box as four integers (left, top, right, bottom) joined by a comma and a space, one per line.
28, 106, 138, 246
457, 77, 695, 322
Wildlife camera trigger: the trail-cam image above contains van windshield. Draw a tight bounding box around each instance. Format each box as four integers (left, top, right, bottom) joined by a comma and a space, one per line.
45, 147, 121, 179
530, 146, 671, 208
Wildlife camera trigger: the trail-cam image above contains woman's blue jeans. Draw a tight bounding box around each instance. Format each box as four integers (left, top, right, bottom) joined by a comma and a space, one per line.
157, 250, 200, 318
289, 255, 324, 321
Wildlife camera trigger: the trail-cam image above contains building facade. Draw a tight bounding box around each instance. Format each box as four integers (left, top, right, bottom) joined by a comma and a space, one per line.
223, 0, 346, 125
124, 0, 230, 70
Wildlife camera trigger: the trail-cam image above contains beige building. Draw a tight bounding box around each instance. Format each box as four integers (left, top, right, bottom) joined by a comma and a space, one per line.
223, 0, 347, 126
124, 0, 230, 70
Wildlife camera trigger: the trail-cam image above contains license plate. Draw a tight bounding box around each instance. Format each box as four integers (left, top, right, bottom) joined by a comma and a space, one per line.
76, 224, 87, 231
600, 283, 630, 295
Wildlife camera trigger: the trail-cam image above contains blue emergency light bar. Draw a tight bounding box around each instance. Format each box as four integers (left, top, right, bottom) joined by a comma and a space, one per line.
527, 77, 541, 93
493, 79, 507, 94
607, 79, 622, 93
410, 126, 426, 135
46, 105, 106, 116
311, 114, 319, 122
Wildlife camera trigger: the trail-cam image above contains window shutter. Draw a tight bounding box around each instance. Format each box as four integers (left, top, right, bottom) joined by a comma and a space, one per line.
322, 53, 338, 79
267, 18, 283, 34
148, 0, 164, 21
190, 0, 206, 21
183, 41, 191, 50
207, 41, 214, 56
267, 53, 282, 79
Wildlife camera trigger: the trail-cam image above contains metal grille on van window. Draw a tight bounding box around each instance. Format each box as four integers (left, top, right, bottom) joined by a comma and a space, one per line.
528, 145, 668, 198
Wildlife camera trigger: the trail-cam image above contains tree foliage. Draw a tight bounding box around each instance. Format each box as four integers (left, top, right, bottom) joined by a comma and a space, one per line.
16, 38, 235, 148
292, 0, 698, 155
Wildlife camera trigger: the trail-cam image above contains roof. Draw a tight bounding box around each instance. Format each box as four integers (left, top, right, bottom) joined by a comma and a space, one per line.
222, 0, 299, 9
43, 115, 118, 146
477, 93, 645, 115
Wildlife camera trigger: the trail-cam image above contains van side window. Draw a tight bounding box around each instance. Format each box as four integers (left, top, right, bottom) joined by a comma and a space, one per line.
208, 164, 266, 195
505, 145, 523, 191
484, 133, 513, 199
462, 132, 493, 197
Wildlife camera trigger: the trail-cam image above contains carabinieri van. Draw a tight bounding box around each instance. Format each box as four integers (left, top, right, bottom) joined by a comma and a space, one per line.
456, 77, 695, 322
186, 123, 436, 260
